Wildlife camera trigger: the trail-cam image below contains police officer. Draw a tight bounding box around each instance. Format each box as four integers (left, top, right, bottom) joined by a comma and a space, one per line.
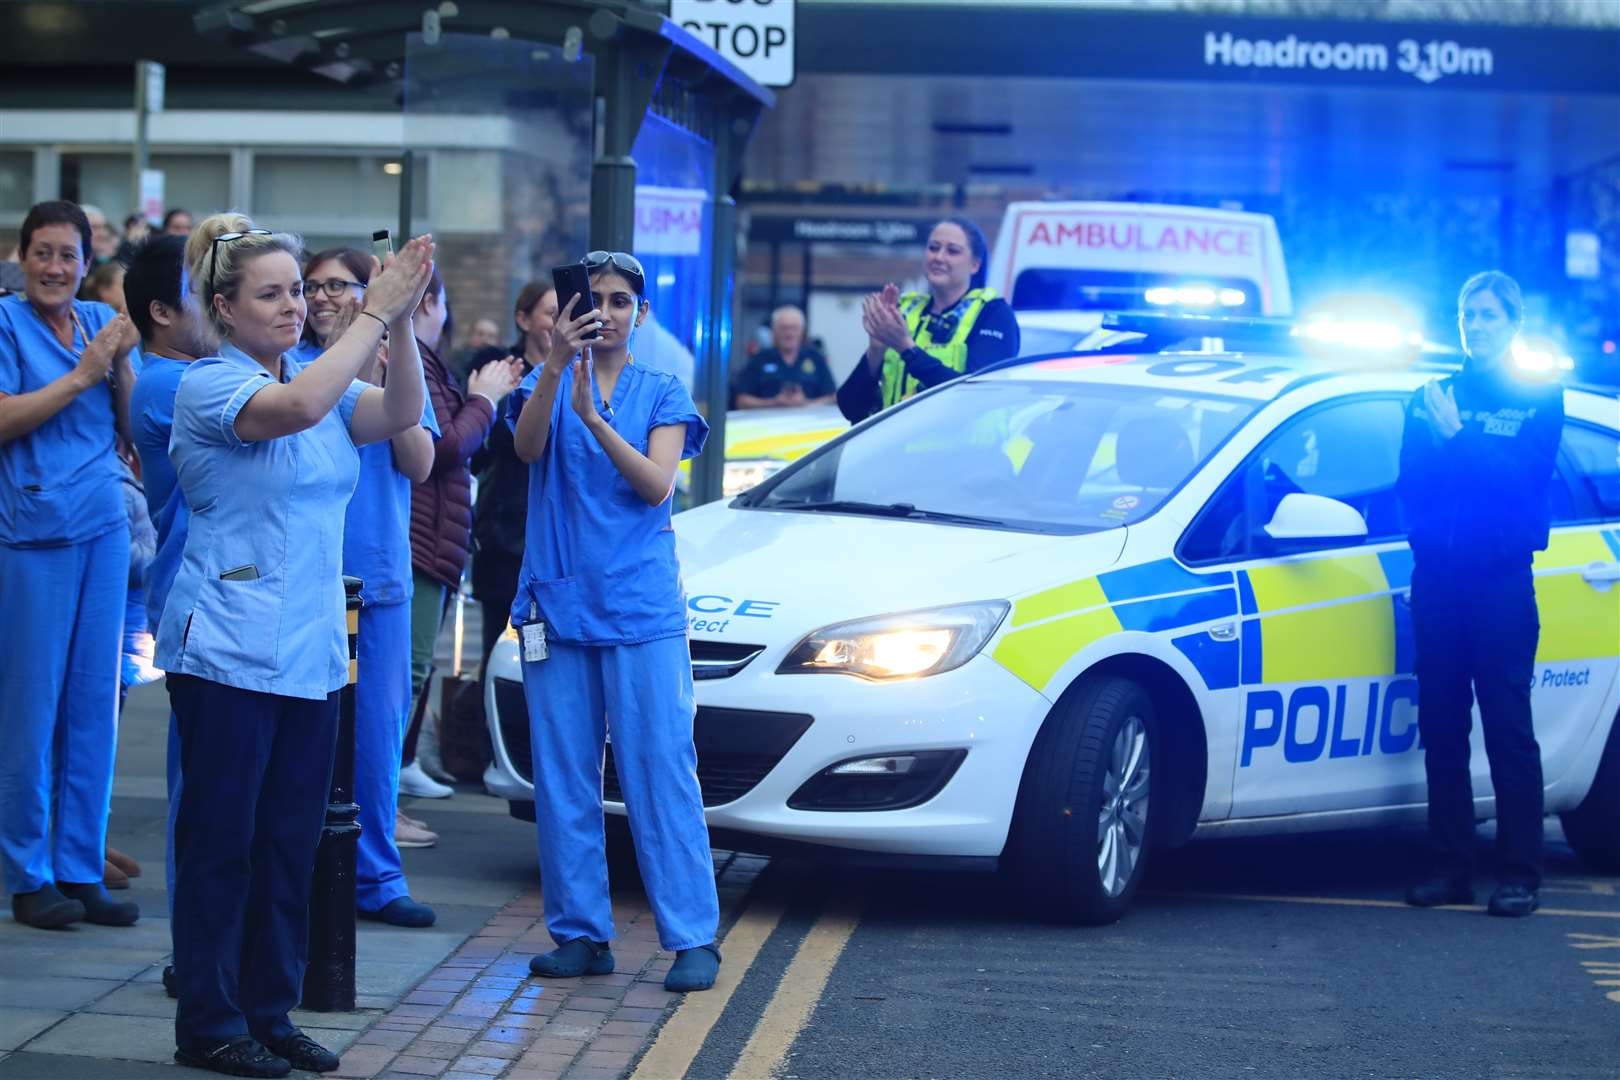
1397, 270, 1563, 918
836, 216, 1020, 422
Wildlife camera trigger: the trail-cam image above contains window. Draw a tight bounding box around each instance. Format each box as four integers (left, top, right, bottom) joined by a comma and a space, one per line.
252, 154, 426, 222
750, 376, 1255, 535
59, 153, 229, 222
1181, 396, 1408, 562
0, 151, 32, 216
1559, 422, 1620, 522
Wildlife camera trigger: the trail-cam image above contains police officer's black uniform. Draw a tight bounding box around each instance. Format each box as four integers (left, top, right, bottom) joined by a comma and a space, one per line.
1396, 359, 1563, 913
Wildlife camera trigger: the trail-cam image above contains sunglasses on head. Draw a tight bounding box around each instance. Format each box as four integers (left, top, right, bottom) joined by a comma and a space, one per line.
207, 229, 272, 303
584, 250, 646, 295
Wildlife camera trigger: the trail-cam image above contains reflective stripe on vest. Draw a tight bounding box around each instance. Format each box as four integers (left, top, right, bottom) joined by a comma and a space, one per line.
879, 288, 996, 410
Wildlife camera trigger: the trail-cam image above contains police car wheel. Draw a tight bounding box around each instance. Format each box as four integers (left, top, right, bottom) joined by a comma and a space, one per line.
1560, 711, 1620, 874
1005, 674, 1156, 925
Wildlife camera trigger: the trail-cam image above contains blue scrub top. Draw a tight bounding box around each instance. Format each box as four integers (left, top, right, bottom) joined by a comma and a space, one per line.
154, 342, 369, 700
506, 360, 707, 646
130, 353, 190, 629
292, 339, 441, 608
0, 294, 131, 548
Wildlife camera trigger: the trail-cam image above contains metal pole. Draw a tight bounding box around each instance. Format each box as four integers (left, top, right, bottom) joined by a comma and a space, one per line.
131, 62, 150, 218
302, 576, 363, 1012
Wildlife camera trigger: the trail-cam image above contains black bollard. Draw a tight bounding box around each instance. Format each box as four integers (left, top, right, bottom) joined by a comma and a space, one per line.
302, 575, 363, 1011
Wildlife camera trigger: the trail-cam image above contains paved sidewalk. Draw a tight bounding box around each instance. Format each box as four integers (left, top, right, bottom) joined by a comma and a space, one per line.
328, 853, 766, 1080
0, 677, 537, 1078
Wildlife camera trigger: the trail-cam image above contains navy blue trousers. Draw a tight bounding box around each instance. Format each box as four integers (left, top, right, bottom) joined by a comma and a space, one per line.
168, 674, 338, 1051
1411, 558, 1544, 888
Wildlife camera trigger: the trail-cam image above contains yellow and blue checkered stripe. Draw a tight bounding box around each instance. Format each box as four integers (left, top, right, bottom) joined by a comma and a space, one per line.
994, 559, 1240, 691
992, 526, 1619, 697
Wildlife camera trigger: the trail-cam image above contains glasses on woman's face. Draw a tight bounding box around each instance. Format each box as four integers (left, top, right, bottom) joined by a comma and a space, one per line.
305, 278, 368, 300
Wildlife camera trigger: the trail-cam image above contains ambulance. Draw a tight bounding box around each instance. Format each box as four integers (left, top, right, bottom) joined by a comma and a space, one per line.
991, 202, 1292, 355
483, 318, 1620, 925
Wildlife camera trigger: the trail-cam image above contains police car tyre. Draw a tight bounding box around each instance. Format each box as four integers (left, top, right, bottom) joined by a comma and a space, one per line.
1005, 675, 1156, 925
1559, 710, 1620, 874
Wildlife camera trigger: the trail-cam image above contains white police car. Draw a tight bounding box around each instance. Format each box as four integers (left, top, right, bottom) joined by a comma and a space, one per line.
485, 317, 1620, 924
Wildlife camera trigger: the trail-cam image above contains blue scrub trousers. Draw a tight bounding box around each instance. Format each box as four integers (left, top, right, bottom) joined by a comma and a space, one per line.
166, 711, 180, 922
521, 635, 719, 952
0, 528, 128, 894
168, 675, 338, 1051
355, 600, 412, 911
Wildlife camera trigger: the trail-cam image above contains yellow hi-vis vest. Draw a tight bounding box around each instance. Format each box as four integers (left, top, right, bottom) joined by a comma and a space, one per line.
879, 288, 996, 410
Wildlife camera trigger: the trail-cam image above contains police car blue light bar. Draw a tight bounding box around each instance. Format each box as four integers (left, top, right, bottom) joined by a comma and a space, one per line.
1144, 283, 1248, 309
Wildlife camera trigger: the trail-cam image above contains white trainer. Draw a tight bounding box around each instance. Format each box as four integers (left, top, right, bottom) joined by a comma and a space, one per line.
399, 760, 454, 799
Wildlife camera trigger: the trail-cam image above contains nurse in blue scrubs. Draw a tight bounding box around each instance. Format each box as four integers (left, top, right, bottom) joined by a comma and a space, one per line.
0, 200, 141, 931
125, 233, 211, 995
296, 247, 439, 929
509, 251, 721, 993
158, 213, 433, 1079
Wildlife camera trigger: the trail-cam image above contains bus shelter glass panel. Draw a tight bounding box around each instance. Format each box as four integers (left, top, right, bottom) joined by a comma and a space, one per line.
403, 32, 593, 356
630, 113, 715, 414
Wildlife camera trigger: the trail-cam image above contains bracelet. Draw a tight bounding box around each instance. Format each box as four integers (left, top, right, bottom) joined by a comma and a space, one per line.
358, 310, 389, 332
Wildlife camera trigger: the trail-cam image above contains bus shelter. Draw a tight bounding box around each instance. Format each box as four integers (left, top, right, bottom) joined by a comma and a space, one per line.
196, 0, 774, 505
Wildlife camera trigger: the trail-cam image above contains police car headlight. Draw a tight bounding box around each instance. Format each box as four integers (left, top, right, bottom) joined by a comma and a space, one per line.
777, 601, 1009, 681
724, 458, 787, 498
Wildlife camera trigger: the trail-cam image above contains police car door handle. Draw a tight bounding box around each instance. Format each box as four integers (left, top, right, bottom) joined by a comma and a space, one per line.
1208, 621, 1237, 641
1581, 562, 1620, 591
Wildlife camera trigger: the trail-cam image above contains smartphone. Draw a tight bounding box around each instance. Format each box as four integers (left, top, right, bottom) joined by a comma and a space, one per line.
551, 262, 599, 340
372, 229, 393, 262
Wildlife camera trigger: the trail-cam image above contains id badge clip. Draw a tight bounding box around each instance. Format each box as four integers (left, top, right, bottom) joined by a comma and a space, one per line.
522, 603, 548, 662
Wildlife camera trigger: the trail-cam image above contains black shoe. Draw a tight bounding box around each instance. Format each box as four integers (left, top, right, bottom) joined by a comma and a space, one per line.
11, 884, 85, 929
1405, 875, 1474, 908
162, 964, 178, 999
357, 896, 437, 928
262, 1030, 339, 1073
1487, 884, 1540, 918
58, 881, 140, 926
175, 1036, 291, 1078
529, 937, 614, 978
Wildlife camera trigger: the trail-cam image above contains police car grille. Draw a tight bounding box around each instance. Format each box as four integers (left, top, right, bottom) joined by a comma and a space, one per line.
690, 640, 766, 681
494, 685, 811, 807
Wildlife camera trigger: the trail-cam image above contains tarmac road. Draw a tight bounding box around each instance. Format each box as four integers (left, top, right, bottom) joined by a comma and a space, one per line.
637, 825, 1620, 1080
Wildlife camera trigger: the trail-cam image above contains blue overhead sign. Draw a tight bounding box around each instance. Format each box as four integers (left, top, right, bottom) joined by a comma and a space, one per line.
797, 9, 1620, 95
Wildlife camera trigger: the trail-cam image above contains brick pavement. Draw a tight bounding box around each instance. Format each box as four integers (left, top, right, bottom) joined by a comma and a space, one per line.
336, 852, 767, 1080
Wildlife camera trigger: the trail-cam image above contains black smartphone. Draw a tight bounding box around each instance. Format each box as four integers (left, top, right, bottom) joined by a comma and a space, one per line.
372, 229, 393, 262
551, 262, 599, 340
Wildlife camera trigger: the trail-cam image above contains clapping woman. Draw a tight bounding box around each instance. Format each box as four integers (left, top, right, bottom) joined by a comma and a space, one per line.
159, 212, 433, 1077
0, 200, 140, 931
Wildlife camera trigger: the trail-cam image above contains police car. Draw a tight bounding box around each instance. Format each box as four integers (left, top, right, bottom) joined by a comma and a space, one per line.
484, 316, 1620, 924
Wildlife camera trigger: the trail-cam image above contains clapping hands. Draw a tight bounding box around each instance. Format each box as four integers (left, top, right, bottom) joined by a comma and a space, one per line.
361, 235, 436, 325
862, 283, 911, 354
75, 314, 135, 387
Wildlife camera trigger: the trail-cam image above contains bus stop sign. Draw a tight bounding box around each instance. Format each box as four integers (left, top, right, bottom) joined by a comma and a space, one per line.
672, 0, 795, 87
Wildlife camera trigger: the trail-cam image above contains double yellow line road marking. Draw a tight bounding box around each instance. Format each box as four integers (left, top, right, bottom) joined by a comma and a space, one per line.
631, 883, 862, 1080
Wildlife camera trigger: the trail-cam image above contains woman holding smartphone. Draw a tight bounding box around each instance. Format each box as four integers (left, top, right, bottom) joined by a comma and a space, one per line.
509, 251, 720, 993
160, 212, 433, 1077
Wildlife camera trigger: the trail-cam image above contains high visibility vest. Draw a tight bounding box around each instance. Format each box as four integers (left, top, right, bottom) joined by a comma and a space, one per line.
879, 288, 996, 410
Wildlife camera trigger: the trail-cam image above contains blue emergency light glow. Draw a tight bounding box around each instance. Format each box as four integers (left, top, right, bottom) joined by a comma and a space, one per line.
1144, 283, 1247, 309
1510, 336, 1574, 373
1294, 316, 1422, 350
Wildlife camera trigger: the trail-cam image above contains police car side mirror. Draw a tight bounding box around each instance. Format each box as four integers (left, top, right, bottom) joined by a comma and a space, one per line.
1259, 493, 1368, 553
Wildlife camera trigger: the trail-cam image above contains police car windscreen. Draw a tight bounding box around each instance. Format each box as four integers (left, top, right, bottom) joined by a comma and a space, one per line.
748, 381, 1255, 534
1013, 269, 1261, 315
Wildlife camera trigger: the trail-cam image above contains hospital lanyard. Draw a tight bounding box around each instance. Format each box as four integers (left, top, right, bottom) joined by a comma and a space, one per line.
31, 302, 90, 360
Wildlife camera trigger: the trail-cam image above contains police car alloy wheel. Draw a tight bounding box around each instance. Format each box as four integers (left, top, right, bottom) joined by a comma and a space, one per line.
1560, 710, 1620, 873
1005, 675, 1156, 925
